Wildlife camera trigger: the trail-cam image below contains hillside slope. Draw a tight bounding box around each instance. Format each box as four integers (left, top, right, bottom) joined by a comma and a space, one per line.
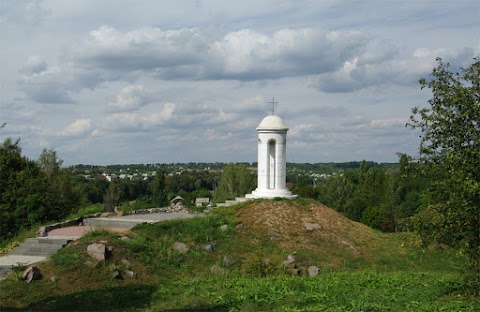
0, 199, 471, 311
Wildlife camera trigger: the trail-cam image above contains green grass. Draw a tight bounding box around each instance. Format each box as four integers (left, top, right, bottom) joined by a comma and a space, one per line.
0, 201, 478, 311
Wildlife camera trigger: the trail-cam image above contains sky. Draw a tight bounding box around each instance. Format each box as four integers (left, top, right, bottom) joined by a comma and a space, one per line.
1, 0, 479, 166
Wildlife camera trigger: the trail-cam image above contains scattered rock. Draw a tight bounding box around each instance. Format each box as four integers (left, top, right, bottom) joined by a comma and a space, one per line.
202, 244, 213, 252
119, 236, 130, 241
112, 270, 123, 280
270, 236, 277, 241
290, 269, 301, 276
22, 266, 42, 283
308, 266, 319, 277
235, 223, 244, 230
305, 223, 322, 232
223, 255, 236, 267
284, 253, 296, 265
173, 242, 189, 254
283, 253, 296, 269
50, 276, 57, 283
209, 265, 225, 275
124, 270, 136, 279
220, 224, 229, 231
87, 243, 107, 261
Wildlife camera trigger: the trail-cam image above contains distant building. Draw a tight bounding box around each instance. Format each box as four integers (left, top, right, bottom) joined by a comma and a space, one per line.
195, 197, 210, 207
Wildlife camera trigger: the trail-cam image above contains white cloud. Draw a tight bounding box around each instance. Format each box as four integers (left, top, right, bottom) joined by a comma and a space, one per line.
110, 85, 150, 112
102, 102, 176, 132
2, 1, 477, 165
60, 119, 92, 137
20, 56, 48, 74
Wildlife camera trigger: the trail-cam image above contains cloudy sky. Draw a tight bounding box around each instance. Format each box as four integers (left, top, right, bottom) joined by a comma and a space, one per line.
1, 0, 479, 166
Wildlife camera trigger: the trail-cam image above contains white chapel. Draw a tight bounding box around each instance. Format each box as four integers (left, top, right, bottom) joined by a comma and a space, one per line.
246, 107, 297, 200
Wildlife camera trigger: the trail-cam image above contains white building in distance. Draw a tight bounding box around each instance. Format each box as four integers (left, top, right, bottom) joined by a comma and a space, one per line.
246, 113, 297, 199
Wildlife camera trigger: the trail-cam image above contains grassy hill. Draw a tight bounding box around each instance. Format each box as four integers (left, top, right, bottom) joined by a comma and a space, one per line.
1, 199, 478, 311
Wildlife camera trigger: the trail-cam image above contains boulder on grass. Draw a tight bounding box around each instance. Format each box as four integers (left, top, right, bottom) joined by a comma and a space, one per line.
87, 243, 107, 261
22, 266, 42, 283
308, 266, 319, 277
173, 242, 189, 254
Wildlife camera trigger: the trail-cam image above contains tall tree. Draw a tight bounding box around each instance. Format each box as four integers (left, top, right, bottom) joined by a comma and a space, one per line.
408, 57, 480, 292
214, 164, 255, 202
151, 169, 167, 207
37, 148, 63, 177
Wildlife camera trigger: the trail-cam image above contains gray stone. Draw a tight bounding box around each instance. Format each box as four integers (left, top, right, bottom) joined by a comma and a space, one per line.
235, 223, 244, 230
112, 270, 123, 280
209, 265, 225, 275
305, 223, 322, 232
87, 243, 107, 261
50, 276, 57, 283
172, 242, 189, 254
202, 244, 213, 252
223, 255, 236, 267
308, 266, 319, 277
290, 269, 300, 276
22, 266, 42, 283
120, 236, 131, 241
283, 253, 296, 269
124, 270, 136, 278
286, 254, 295, 265
220, 224, 229, 231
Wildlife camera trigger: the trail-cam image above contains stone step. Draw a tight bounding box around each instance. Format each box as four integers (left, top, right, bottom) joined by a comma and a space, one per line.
0, 266, 13, 281
24, 238, 70, 246
10, 245, 64, 256
9, 237, 70, 257
83, 217, 145, 229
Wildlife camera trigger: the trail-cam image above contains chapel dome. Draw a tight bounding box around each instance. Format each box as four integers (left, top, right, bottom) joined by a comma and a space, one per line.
257, 115, 288, 131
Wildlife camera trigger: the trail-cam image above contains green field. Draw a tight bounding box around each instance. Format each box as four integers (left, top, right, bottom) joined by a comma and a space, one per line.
1, 200, 478, 311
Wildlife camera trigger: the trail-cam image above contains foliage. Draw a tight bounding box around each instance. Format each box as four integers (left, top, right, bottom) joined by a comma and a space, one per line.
214, 163, 255, 202
103, 180, 122, 212
0, 241, 20, 256
0, 138, 81, 241
407, 57, 480, 293
151, 169, 167, 207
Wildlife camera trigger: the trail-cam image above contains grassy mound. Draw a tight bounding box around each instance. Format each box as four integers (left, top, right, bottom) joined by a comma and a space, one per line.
0, 199, 478, 311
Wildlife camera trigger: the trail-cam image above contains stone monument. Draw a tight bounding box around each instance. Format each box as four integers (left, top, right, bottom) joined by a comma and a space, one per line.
246, 99, 297, 199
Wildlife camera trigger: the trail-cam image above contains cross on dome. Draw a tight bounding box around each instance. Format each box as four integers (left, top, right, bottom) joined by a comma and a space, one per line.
268, 97, 278, 115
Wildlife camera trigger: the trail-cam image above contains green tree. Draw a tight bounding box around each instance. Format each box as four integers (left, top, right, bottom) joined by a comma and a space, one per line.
151, 169, 167, 207
37, 148, 63, 177
214, 164, 255, 202
408, 57, 480, 292
104, 181, 122, 212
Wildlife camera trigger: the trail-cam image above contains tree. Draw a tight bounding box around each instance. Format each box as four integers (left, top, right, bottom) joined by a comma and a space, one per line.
408, 57, 480, 292
214, 164, 255, 202
38, 148, 63, 177
104, 180, 122, 212
151, 169, 167, 207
